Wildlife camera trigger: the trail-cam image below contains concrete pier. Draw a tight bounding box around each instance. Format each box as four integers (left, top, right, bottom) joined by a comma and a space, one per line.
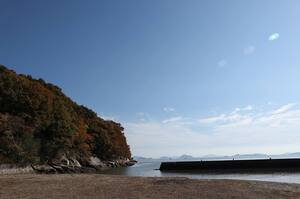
159, 158, 300, 172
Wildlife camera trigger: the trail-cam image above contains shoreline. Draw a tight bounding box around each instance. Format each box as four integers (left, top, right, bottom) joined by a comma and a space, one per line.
0, 158, 137, 175
1, 174, 300, 199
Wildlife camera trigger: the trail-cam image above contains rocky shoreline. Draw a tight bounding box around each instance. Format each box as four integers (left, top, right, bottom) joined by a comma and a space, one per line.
30, 156, 137, 174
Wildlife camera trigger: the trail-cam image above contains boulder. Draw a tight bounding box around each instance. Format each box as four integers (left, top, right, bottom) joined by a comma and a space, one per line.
88, 157, 106, 169
31, 156, 136, 174
31, 164, 56, 174
70, 158, 81, 167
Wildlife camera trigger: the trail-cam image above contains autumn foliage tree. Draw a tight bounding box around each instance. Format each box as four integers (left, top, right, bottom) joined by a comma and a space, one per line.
0, 65, 131, 165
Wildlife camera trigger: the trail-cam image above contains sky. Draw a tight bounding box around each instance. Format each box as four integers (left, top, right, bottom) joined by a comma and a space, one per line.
1, 0, 300, 157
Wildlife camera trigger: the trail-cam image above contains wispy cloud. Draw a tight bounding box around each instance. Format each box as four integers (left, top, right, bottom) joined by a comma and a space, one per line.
199, 114, 226, 123
243, 45, 255, 55
200, 105, 253, 123
163, 107, 175, 112
232, 105, 253, 114
136, 112, 151, 122
271, 103, 296, 115
200, 113, 249, 125
203, 103, 300, 131
124, 103, 300, 157
268, 33, 280, 41
243, 105, 253, 111
217, 59, 227, 68
162, 116, 183, 124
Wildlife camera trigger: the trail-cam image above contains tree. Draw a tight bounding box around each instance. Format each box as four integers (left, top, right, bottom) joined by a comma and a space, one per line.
0, 65, 132, 165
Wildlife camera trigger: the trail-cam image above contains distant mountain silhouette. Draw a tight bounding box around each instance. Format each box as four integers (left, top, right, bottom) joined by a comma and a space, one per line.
134, 153, 300, 162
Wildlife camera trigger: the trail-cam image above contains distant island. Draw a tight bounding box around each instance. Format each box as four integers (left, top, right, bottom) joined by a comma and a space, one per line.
134, 152, 300, 162
0, 65, 134, 173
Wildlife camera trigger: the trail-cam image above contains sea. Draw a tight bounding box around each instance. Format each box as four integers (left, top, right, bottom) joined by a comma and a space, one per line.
98, 159, 300, 184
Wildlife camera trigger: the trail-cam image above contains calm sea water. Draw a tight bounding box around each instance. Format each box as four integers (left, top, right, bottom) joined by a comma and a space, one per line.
98, 161, 300, 184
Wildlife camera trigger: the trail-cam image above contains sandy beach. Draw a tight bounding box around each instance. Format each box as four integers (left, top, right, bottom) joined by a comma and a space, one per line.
1, 174, 300, 199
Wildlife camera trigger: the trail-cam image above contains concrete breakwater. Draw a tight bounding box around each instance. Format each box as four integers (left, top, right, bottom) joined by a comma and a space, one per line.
159, 158, 300, 172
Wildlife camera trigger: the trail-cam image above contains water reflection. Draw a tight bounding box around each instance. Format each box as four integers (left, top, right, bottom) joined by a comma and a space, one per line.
98, 161, 300, 184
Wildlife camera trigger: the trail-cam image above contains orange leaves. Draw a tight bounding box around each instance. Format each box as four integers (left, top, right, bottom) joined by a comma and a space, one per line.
0, 65, 132, 163
70, 119, 91, 155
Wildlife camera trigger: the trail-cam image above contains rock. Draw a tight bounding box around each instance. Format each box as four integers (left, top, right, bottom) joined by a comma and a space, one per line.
48, 164, 64, 173
49, 155, 83, 173
70, 158, 81, 167
107, 161, 116, 167
88, 157, 106, 169
126, 161, 136, 166
31, 156, 136, 174
31, 164, 56, 174
51, 154, 70, 166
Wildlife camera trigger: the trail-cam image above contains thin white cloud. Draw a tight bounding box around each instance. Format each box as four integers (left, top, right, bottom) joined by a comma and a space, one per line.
243, 105, 253, 111
243, 45, 255, 55
205, 103, 299, 130
136, 112, 151, 122
217, 116, 253, 129
201, 105, 254, 124
162, 116, 183, 124
124, 103, 300, 157
232, 108, 241, 114
268, 33, 280, 41
217, 59, 227, 68
256, 107, 300, 128
163, 107, 175, 112
271, 103, 296, 115
199, 113, 247, 124
232, 105, 253, 114
199, 114, 226, 123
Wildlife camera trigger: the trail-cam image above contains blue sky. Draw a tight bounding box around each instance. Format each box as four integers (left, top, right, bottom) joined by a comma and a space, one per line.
1, 0, 300, 157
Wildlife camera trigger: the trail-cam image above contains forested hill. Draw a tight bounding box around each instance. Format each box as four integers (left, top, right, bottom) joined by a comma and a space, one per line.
0, 65, 131, 166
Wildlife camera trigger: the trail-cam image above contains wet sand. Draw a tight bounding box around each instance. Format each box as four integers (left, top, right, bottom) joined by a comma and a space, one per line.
1, 174, 300, 199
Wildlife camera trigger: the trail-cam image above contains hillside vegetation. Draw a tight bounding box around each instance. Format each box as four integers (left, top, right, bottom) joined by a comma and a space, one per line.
0, 65, 131, 166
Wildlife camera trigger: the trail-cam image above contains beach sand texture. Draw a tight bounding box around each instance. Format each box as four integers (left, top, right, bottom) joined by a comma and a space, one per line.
1, 174, 300, 199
